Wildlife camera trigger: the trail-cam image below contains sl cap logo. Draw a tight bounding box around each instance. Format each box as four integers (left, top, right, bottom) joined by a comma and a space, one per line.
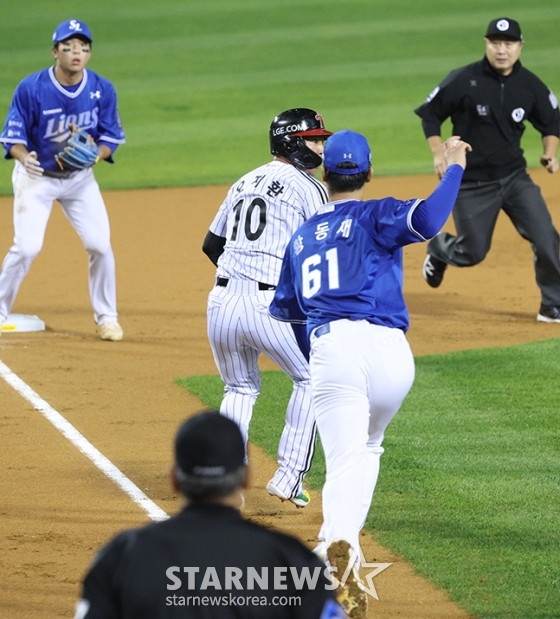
496, 19, 510, 31
69, 20, 83, 32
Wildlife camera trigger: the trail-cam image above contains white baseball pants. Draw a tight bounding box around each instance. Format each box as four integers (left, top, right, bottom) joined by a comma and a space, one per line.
207, 279, 315, 498
311, 319, 415, 559
0, 163, 118, 325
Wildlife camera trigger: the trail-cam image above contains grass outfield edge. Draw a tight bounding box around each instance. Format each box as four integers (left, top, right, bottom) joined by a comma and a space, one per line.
177, 337, 560, 619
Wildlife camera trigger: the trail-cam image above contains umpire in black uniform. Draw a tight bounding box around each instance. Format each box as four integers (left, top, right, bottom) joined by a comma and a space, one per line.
415, 17, 560, 323
74, 411, 342, 619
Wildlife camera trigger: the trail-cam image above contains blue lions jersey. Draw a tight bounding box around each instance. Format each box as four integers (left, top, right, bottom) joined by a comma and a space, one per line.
270, 196, 426, 334
0, 67, 125, 173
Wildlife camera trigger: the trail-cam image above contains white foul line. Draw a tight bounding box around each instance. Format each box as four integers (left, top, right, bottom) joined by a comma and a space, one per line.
0, 359, 169, 522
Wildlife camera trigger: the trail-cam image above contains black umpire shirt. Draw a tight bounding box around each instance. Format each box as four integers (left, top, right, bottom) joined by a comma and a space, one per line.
414, 57, 560, 182
76, 504, 336, 619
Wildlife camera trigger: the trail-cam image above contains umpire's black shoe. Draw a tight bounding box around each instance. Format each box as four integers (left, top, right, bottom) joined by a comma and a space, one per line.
537, 305, 560, 323
422, 254, 447, 288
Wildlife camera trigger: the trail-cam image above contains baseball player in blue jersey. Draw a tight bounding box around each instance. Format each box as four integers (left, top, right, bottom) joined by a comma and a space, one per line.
0, 19, 125, 340
269, 130, 471, 618
203, 109, 332, 509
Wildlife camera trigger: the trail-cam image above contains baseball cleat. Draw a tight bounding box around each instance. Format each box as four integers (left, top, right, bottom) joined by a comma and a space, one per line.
326, 540, 368, 619
422, 254, 447, 288
537, 305, 560, 323
100, 321, 124, 341
266, 481, 310, 508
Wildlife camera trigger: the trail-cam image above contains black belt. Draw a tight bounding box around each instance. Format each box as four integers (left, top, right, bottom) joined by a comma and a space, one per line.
216, 277, 276, 291
43, 169, 74, 179
313, 323, 331, 339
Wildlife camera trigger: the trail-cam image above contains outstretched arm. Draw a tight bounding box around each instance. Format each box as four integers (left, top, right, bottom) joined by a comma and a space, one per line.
411, 136, 472, 239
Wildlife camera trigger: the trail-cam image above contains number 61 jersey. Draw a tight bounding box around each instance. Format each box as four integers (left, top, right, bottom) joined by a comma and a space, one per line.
209, 160, 328, 285
269, 196, 426, 335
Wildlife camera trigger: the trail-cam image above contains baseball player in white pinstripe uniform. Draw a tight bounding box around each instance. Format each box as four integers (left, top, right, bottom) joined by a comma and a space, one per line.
203, 109, 332, 507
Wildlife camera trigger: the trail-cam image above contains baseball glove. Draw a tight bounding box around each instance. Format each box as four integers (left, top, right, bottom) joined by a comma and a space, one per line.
55, 124, 99, 171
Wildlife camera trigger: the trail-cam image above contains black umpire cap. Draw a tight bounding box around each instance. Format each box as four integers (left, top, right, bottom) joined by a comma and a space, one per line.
175, 410, 245, 479
485, 18, 523, 42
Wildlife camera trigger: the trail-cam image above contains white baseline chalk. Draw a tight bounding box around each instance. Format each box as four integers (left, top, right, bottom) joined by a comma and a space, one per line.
0, 360, 169, 522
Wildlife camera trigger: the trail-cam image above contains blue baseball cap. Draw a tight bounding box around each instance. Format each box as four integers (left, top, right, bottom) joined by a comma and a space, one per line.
52, 19, 92, 44
323, 130, 372, 175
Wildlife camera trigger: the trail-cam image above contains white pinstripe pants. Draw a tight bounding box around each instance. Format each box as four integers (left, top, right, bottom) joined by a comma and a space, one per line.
207, 279, 315, 498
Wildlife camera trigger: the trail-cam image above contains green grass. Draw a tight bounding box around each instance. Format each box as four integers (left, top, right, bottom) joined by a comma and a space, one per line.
1, 1, 559, 193
177, 337, 560, 619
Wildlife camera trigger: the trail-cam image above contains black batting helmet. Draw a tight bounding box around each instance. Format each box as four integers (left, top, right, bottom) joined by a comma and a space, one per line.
269, 108, 332, 169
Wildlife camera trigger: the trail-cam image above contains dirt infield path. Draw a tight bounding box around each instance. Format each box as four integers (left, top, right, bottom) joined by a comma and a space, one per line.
0, 170, 558, 618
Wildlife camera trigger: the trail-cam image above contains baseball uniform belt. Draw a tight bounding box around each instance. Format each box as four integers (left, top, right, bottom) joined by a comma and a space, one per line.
313, 323, 331, 339
42, 169, 75, 179
216, 277, 276, 291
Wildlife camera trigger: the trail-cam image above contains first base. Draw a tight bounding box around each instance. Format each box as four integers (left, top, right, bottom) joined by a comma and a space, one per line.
1, 314, 46, 333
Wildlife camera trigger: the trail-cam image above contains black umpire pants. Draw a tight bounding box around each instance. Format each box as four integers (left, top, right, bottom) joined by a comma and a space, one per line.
427, 168, 560, 307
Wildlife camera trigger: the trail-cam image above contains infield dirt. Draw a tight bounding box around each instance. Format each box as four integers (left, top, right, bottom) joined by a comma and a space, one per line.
1, 169, 558, 618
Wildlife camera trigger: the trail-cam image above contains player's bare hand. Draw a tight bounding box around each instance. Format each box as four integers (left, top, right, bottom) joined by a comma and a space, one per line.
23, 151, 44, 178
442, 136, 472, 170
433, 154, 447, 180
540, 155, 559, 174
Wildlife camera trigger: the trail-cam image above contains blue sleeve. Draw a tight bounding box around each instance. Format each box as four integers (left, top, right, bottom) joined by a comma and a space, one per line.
319, 599, 347, 619
269, 252, 307, 324
0, 81, 31, 158
96, 78, 125, 162
410, 164, 464, 239
291, 323, 310, 362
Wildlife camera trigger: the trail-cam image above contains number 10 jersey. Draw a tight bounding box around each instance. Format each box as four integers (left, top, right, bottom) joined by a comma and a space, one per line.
209, 160, 328, 286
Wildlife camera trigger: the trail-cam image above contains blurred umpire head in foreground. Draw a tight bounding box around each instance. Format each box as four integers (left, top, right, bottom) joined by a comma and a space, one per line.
75, 410, 344, 618
172, 409, 248, 507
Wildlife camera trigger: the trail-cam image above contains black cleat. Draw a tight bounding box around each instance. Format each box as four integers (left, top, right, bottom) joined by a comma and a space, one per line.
422, 254, 447, 288
537, 305, 560, 324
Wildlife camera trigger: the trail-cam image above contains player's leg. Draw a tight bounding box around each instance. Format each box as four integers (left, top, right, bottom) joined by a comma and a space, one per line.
427, 181, 502, 267
248, 291, 315, 501
310, 319, 373, 556
311, 320, 414, 557
503, 170, 560, 309
58, 170, 118, 327
359, 326, 415, 532
207, 287, 260, 452
0, 165, 55, 322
